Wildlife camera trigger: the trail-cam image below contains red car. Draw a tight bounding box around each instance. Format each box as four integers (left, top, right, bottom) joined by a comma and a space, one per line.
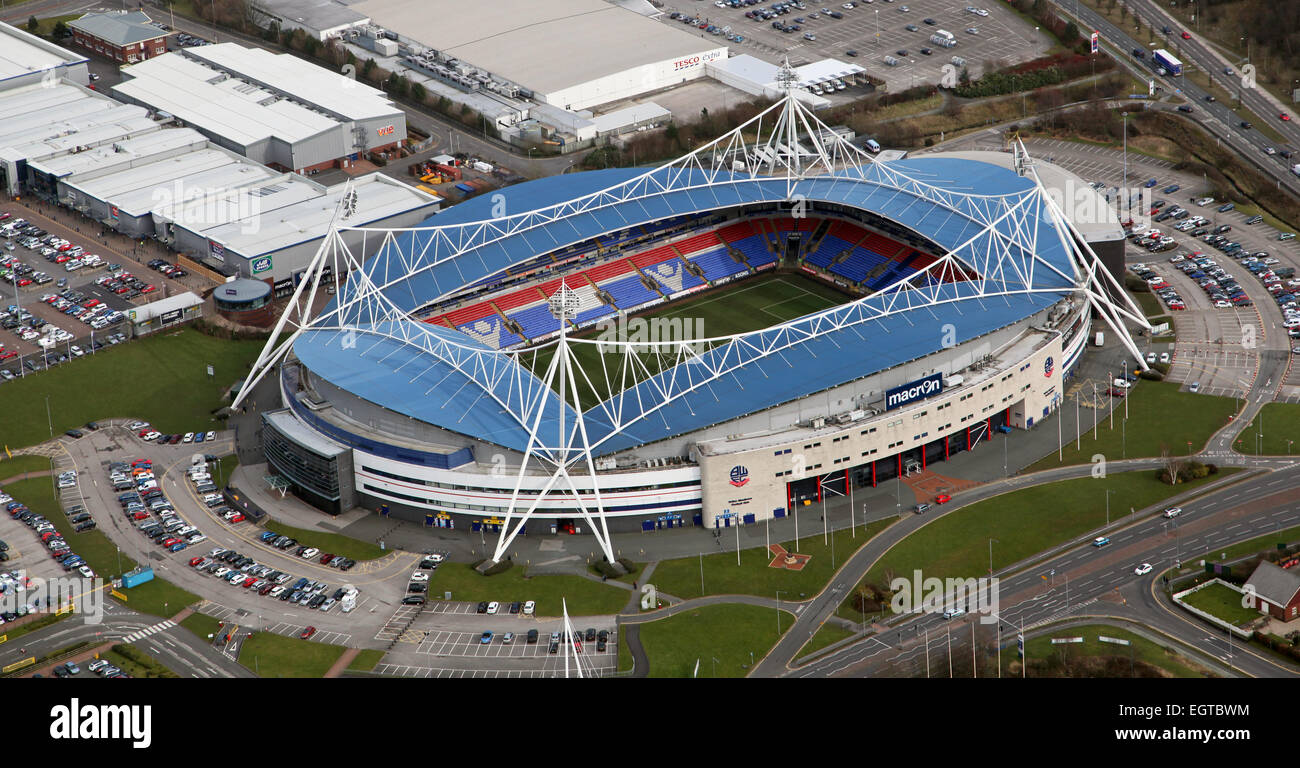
1281, 113, 1292, 121
241, 576, 257, 588
189, 556, 204, 567
228, 513, 245, 524
1180, 31, 1190, 39
131, 511, 149, 520
161, 537, 180, 547
300, 626, 316, 640
319, 552, 334, 564
16, 278, 30, 287
1107, 387, 1127, 397
40, 531, 58, 542
0, 351, 16, 361
140, 284, 157, 294
934, 494, 952, 504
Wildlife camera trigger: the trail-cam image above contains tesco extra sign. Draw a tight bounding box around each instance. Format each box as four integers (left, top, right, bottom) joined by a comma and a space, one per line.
885, 372, 944, 411
672, 51, 721, 72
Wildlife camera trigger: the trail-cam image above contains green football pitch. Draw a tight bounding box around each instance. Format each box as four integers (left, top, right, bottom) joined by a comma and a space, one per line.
523, 272, 849, 403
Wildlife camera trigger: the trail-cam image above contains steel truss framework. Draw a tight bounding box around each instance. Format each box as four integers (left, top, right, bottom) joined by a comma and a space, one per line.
236, 67, 1150, 564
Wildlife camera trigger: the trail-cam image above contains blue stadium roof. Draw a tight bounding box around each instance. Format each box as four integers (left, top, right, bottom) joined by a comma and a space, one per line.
301, 157, 1079, 455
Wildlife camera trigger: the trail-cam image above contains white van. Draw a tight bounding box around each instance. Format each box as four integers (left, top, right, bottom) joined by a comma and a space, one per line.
864, 138, 881, 153
942, 606, 966, 619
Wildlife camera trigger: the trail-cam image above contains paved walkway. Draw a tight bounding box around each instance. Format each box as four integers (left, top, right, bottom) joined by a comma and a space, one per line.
0, 469, 52, 486
325, 647, 362, 678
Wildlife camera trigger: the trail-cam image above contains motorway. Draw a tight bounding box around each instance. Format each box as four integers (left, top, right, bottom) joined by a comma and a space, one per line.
1045, 0, 1300, 199
754, 459, 1300, 678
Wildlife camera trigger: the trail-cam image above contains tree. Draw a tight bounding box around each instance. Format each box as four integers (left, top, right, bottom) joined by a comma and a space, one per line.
52, 20, 69, 38
410, 82, 427, 104
1160, 446, 1185, 484
26, 15, 38, 33
1063, 22, 1080, 44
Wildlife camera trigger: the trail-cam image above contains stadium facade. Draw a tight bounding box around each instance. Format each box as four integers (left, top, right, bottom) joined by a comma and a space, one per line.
237, 72, 1146, 563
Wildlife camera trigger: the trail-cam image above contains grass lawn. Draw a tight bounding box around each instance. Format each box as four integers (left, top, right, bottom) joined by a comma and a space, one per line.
180, 613, 222, 643
796, 622, 856, 661
1131, 289, 1163, 318
1233, 403, 1300, 456
261, 515, 386, 561
525, 273, 847, 403
0, 454, 52, 480
651, 519, 893, 603
638, 603, 791, 678
0, 611, 71, 644
0, 327, 263, 450
1027, 381, 1237, 470
239, 632, 347, 678
851, 470, 1239, 600
1, 478, 199, 619
1179, 581, 1259, 627
1007, 623, 1217, 678
346, 648, 385, 673
427, 562, 629, 617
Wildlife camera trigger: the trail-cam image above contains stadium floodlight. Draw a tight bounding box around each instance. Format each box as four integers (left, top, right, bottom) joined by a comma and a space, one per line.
235, 81, 1151, 563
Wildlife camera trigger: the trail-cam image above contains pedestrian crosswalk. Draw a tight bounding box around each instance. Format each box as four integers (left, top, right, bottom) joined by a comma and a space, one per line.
121, 619, 176, 644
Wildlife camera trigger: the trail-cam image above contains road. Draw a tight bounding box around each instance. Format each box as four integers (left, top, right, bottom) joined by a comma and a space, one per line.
764, 461, 1300, 678
0, 599, 255, 678
1045, 0, 1300, 199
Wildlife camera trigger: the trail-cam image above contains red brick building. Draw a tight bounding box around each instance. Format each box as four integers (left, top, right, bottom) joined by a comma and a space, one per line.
68, 11, 167, 64
1243, 561, 1300, 622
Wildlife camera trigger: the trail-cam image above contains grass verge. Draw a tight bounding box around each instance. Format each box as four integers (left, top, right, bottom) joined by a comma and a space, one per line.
261, 515, 386, 561
1006, 623, 1218, 678
1026, 381, 1237, 470
0, 327, 263, 450
239, 632, 347, 678
1233, 403, 1300, 455
650, 519, 893, 603
106, 644, 181, 678
0, 454, 52, 480
345, 648, 385, 672
637, 603, 791, 678
796, 622, 856, 661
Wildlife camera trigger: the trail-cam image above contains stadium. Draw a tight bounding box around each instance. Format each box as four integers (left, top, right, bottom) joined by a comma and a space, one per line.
238, 71, 1147, 564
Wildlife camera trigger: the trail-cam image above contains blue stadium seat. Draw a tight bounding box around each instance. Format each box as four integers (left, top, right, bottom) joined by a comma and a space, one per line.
509, 304, 563, 338
602, 274, 663, 309
689, 248, 747, 281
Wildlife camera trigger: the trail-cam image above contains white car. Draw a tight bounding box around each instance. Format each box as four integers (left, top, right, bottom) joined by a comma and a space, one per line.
522, 600, 535, 615
78, 565, 94, 579
427, 553, 445, 563
1112, 378, 1132, 389
486, 601, 500, 614
410, 571, 430, 582
301, 547, 320, 559
142, 431, 161, 441
1145, 352, 1156, 363
1134, 563, 1153, 576
1164, 507, 1181, 518
205, 431, 216, 441
976, 7, 988, 15
1160, 352, 1170, 364
182, 432, 195, 443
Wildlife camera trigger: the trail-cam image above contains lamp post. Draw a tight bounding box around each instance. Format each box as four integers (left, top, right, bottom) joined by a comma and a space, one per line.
1105, 488, 1114, 526
988, 538, 998, 576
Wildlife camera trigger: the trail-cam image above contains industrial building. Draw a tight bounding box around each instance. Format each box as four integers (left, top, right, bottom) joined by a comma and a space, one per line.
310, 0, 726, 111
0, 20, 89, 93
251, 0, 370, 41
0, 80, 154, 195
67, 11, 169, 64
171, 172, 440, 286
111, 43, 405, 174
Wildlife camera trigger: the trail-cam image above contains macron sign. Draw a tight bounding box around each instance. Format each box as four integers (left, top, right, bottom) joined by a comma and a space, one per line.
885, 372, 944, 411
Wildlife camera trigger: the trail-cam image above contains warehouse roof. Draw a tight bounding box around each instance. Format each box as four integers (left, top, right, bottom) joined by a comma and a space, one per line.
255, 0, 369, 33
207, 173, 440, 258
0, 20, 88, 88
0, 83, 124, 155
30, 126, 203, 181
113, 52, 341, 146
67, 149, 273, 216
68, 11, 167, 47
183, 43, 398, 122
156, 173, 324, 232
348, 0, 722, 96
